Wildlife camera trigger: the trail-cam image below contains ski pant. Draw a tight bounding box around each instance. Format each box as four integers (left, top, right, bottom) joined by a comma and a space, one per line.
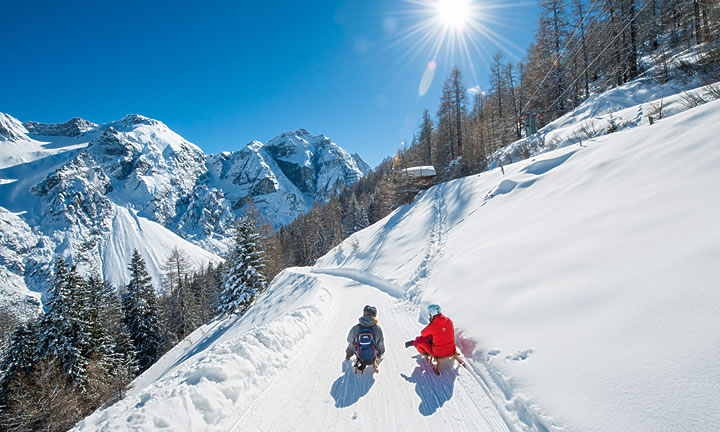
412, 335, 436, 357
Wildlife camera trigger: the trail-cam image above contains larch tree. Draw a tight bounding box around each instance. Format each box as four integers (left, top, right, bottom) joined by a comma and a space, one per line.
162, 248, 198, 344
418, 109, 434, 166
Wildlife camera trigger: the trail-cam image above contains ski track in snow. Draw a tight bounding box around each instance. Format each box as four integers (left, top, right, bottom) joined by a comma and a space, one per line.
230, 268, 511, 432
404, 188, 448, 303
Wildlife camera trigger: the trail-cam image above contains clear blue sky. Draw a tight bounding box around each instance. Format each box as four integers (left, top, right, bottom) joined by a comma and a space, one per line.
0, 0, 539, 167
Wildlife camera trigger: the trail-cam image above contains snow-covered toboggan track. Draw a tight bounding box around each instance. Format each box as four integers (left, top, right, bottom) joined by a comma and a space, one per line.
229, 268, 512, 432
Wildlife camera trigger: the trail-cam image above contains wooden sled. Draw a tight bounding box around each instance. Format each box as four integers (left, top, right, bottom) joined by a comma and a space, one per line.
423, 352, 466, 375
354, 357, 380, 374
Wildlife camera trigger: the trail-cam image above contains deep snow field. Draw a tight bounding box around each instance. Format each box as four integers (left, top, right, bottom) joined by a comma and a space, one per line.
75, 84, 720, 430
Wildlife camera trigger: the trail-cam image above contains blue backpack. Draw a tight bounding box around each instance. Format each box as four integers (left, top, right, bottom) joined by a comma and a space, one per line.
355, 327, 376, 369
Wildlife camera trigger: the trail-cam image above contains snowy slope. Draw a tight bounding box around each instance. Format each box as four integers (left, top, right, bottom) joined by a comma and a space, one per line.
0, 113, 93, 170
100, 206, 220, 290
75, 268, 513, 432
75, 98, 720, 431
316, 99, 720, 431
489, 61, 714, 169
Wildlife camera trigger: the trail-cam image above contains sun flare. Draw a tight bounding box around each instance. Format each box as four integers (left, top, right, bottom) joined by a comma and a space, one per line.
435, 0, 471, 30
390, 0, 523, 95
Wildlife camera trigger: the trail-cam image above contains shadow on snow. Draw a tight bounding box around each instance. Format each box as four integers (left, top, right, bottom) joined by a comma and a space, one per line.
401, 355, 458, 416
330, 360, 375, 408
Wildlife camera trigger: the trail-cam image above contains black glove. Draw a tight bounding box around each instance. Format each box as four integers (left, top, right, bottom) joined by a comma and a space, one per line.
405, 340, 414, 349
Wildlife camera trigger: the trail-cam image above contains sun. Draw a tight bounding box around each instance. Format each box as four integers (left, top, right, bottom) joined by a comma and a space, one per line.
435, 0, 471, 30
388, 0, 523, 95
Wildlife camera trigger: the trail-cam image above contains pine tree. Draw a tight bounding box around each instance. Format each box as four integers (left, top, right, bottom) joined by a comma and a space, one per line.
219, 218, 267, 315
35, 259, 91, 386
122, 250, 163, 372
0, 320, 38, 401
94, 278, 137, 402
0, 311, 21, 361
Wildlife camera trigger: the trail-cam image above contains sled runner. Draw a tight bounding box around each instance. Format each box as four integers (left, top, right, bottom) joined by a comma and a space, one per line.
354, 356, 380, 374
420, 352, 466, 375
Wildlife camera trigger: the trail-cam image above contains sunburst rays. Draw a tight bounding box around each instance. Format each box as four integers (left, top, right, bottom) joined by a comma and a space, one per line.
386, 0, 528, 95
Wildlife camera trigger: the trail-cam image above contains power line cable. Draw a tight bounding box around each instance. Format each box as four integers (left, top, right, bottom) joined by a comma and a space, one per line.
521, 0, 603, 114
545, 0, 652, 114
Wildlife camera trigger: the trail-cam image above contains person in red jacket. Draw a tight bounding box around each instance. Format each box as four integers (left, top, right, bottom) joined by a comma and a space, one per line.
405, 304, 456, 358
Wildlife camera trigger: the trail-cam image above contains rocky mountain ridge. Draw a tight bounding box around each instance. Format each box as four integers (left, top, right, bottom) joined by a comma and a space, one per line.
0, 112, 370, 318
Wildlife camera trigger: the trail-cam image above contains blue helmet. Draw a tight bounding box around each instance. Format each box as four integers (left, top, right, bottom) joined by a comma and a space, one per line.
427, 304, 441, 317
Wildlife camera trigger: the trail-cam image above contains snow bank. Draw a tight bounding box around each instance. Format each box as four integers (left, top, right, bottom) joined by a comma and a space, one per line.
74, 269, 331, 431
488, 69, 713, 169
316, 99, 720, 431
311, 267, 405, 297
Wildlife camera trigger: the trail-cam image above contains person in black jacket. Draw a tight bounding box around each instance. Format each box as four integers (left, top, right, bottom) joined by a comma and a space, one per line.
345, 305, 385, 361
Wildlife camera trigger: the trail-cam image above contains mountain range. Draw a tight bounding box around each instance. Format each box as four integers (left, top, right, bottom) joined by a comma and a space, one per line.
0, 112, 370, 318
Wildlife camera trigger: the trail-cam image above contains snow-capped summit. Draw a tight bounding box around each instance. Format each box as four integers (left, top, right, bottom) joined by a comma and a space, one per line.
0, 113, 370, 318
264, 128, 371, 198
24, 117, 97, 137
84, 116, 207, 226
0, 112, 29, 142
114, 113, 161, 127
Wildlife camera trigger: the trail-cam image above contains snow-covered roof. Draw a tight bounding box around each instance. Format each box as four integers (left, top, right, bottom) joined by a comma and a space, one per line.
402, 166, 436, 177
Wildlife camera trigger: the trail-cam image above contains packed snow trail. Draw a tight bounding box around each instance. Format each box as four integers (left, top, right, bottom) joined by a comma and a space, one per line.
230, 268, 511, 432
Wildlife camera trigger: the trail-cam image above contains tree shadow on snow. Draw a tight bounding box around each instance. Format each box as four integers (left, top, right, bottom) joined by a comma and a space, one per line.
330, 360, 375, 408
401, 356, 458, 416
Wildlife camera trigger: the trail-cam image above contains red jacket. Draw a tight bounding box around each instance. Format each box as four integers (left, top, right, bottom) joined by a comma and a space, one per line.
420, 313, 456, 358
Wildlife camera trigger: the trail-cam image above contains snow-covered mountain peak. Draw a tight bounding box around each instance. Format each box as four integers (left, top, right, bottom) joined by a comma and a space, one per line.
267, 127, 325, 145
0, 112, 29, 142
23, 117, 97, 137
113, 113, 162, 129
98, 114, 204, 160
260, 129, 369, 198
0, 111, 370, 317
247, 140, 264, 152
84, 127, 140, 178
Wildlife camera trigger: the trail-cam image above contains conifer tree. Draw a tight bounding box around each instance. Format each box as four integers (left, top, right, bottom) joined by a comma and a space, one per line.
0, 320, 38, 401
219, 218, 266, 315
36, 259, 91, 385
436, 67, 468, 173
162, 248, 198, 344
538, 0, 570, 117
418, 109, 434, 165
122, 250, 163, 372
94, 277, 137, 401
